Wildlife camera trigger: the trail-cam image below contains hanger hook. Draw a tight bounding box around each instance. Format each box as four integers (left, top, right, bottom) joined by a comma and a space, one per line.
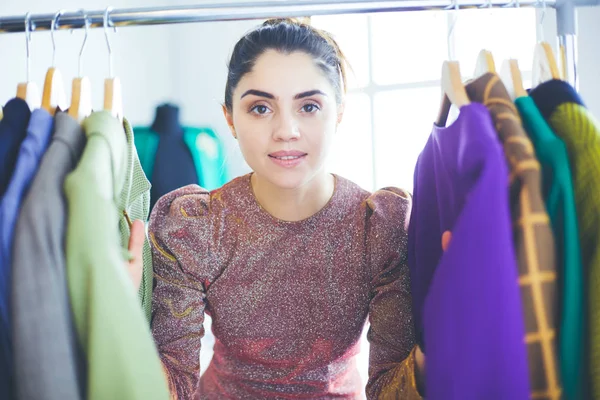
74, 10, 90, 77
51, 10, 65, 67
104, 6, 116, 78
446, 0, 459, 60
24, 12, 35, 82
539, 0, 547, 41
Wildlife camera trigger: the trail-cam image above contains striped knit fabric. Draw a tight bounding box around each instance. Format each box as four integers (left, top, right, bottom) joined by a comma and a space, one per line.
545, 103, 600, 400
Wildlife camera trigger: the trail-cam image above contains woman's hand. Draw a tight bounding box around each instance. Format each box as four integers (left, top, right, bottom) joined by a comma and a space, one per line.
126, 219, 145, 292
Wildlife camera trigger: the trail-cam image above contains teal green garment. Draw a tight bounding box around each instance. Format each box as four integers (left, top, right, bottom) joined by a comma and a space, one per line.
121, 119, 153, 323
134, 126, 228, 191
64, 111, 169, 400
516, 96, 583, 399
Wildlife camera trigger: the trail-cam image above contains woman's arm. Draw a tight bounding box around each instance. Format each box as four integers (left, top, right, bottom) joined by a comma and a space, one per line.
364, 188, 422, 399
148, 186, 213, 398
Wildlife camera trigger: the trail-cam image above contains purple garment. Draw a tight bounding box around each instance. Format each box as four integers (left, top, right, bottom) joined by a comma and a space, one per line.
408, 103, 529, 399
0, 108, 54, 346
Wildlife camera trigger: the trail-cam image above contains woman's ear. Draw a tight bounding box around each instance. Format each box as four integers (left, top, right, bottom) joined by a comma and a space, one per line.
222, 104, 237, 139
336, 101, 346, 126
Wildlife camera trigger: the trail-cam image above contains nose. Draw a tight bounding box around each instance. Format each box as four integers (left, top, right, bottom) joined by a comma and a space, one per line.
272, 111, 300, 142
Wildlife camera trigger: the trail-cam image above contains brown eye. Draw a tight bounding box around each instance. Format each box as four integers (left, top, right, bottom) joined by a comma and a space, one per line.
301, 103, 320, 113
250, 105, 270, 115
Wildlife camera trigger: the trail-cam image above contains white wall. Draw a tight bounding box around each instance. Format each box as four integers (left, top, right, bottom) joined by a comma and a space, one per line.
167, 19, 259, 177
577, 6, 600, 115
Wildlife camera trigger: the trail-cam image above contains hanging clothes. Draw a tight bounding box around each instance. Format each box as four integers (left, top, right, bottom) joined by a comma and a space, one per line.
63, 111, 168, 400
531, 81, 597, 400
408, 102, 529, 400
465, 73, 560, 399
0, 107, 53, 400
515, 94, 583, 400
120, 118, 153, 323
134, 104, 228, 210
136, 104, 199, 210
11, 111, 86, 400
0, 98, 31, 197
0, 98, 30, 399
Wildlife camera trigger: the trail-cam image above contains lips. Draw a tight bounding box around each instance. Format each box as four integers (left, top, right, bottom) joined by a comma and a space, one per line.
268, 150, 307, 168
268, 150, 307, 159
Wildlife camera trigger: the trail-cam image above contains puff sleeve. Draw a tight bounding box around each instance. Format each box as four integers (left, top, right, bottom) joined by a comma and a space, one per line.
365, 188, 421, 400
149, 185, 215, 399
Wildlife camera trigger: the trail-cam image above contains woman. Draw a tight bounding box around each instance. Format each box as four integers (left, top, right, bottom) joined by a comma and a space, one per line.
128, 18, 426, 399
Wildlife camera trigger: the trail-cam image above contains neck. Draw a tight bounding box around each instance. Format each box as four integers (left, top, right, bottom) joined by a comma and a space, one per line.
151, 103, 182, 135
251, 171, 335, 222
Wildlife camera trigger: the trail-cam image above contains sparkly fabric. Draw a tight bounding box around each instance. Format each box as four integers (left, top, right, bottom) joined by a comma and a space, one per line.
149, 174, 420, 399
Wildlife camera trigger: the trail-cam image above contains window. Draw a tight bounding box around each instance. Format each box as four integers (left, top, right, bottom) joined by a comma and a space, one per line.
312, 8, 537, 393
313, 8, 536, 193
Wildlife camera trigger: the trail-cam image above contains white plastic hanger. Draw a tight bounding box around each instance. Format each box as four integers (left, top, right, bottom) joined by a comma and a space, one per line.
68, 11, 93, 123
103, 7, 123, 122
41, 10, 68, 115
16, 13, 41, 110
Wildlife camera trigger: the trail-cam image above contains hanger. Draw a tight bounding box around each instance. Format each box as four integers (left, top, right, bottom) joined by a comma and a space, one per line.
103, 7, 123, 122
435, 0, 469, 127
41, 10, 67, 115
500, 59, 527, 100
16, 13, 41, 110
68, 11, 93, 123
532, 42, 561, 86
532, 0, 561, 87
472, 0, 496, 78
474, 49, 496, 78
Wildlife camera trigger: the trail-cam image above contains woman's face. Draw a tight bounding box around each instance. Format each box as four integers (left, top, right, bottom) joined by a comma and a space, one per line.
225, 49, 343, 190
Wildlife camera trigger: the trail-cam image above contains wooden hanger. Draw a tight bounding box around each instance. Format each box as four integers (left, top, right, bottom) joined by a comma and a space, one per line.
473, 49, 496, 78
41, 68, 67, 115
104, 77, 123, 121
436, 61, 470, 127
532, 42, 561, 87
17, 13, 41, 110
68, 77, 92, 123
559, 43, 568, 81
68, 12, 92, 123
103, 8, 123, 122
17, 82, 41, 111
41, 11, 67, 115
500, 59, 527, 100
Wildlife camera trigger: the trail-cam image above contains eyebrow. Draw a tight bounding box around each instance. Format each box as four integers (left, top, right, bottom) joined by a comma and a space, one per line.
240, 89, 327, 100
241, 89, 275, 99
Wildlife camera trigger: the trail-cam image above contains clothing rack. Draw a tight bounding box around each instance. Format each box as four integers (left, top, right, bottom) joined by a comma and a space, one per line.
0, 0, 598, 88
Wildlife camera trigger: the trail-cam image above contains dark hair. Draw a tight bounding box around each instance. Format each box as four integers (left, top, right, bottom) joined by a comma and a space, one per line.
224, 18, 349, 113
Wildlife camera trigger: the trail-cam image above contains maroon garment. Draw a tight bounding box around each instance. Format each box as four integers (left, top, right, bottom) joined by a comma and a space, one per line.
149, 174, 418, 399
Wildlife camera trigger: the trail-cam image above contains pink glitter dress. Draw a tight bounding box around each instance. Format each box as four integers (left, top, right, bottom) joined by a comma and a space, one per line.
149, 174, 421, 399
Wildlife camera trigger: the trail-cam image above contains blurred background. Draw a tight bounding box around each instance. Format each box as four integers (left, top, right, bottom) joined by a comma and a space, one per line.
2, 0, 599, 396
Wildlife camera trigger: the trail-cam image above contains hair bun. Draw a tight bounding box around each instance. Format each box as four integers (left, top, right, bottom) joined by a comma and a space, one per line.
262, 17, 311, 26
